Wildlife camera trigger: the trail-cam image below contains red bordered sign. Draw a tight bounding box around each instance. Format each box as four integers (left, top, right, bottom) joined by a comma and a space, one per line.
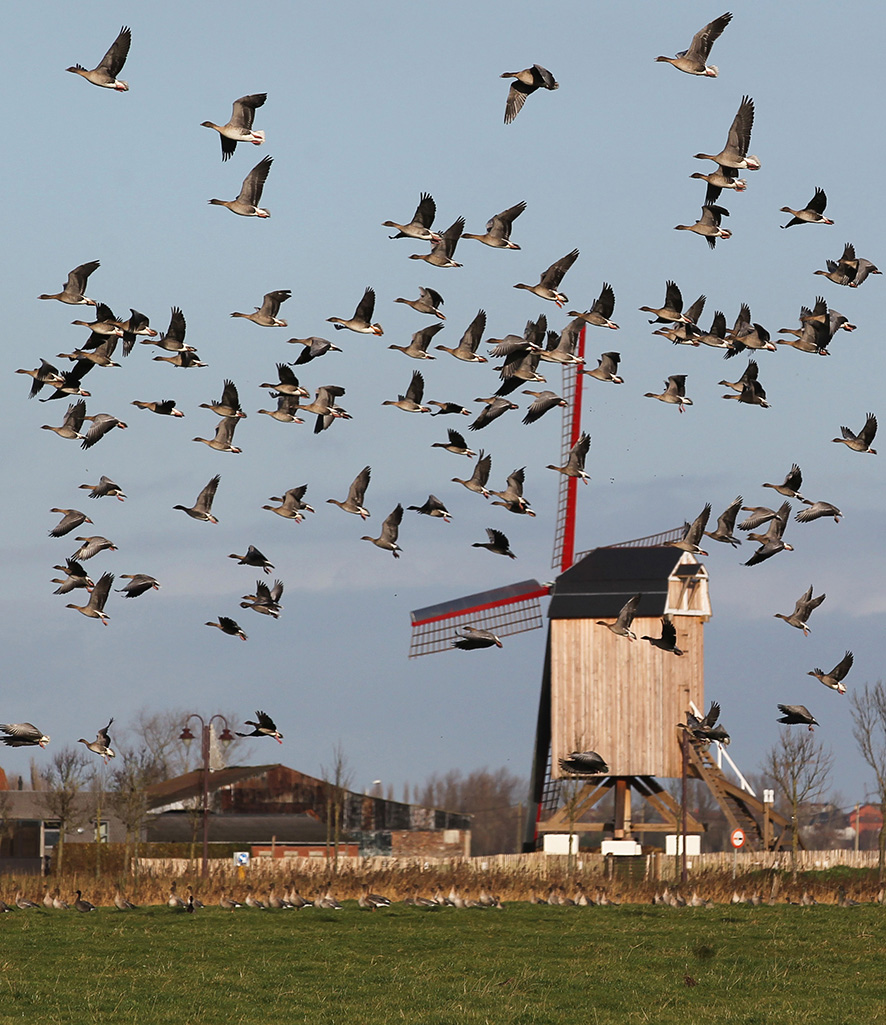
730, 828, 746, 849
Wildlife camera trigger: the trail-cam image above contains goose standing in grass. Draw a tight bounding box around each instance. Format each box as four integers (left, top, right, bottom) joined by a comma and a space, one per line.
362, 504, 404, 557
288, 336, 342, 365
327, 287, 384, 335
774, 586, 825, 636
409, 217, 465, 268
547, 432, 591, 483
70, 536, 117, 561
808, 651, 853, 694
596, 594, 640, 640
263, 485, 314, 522
78, 719, 115, 763
655, 12, 732, 76
795, 501, 842, 524
514, 249, 579, 307
674, 204, 731, 248
327, 466, 371, 519
780, 188, 833, 228
583, 352, 623, 384
230, 289, 290, 327
833, 413, 877, 454
174, 475, 221, 523
500, 64, 558, 124
67, 26, 130, 90
471, 527, 516, 559
694, 95, 761, 170
644, 375, 692, 412
115, 574, 160, 598
641, 616, 684, 656
432, 428, 475, 457
209, 155, 272, 217
388, 323, 443, 359
452, 451, 491, 496
0, 724, 50, 749
193, 417, 242, 454
777, 704, 819, 730
394, 286, 446, 319
408, 495, 451, 522
15, 892, 41, 909
382, 370, 430, 412
40, 399, 86, 441
568, 282, 619, 330
38, 260, 100, 306
114, 890, 138, 911
453, 627, 503, 650
462, 201, 526, 248
228, 546, 274, 574
205, 617, 248, 641
48, 509, 93, 538
201, 93, 266, 160
66, 571, 113, 624
131, 399, 184, 417
383, 193, 441, 241
703, 496, 743, 547
237, 711, 283, 743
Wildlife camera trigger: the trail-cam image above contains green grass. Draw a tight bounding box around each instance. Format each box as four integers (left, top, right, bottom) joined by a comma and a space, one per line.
1, 904, 885, 1024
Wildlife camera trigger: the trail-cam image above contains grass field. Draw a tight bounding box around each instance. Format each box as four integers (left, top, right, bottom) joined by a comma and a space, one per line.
1, 903, 885, 1024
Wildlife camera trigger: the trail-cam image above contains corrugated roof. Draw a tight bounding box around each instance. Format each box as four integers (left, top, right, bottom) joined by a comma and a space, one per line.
145, 764, 282, 809
549, 546, 697, 619
146, 812, 328, 844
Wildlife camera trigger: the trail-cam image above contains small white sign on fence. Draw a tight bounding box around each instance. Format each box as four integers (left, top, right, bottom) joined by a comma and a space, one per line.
233, 851, 250, 867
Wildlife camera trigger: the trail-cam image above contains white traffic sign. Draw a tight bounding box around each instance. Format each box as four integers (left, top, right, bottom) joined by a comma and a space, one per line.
730, 828, 746, 849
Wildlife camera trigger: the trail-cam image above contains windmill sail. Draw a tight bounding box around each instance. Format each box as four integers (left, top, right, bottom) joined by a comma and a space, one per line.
551, 328, 586, 572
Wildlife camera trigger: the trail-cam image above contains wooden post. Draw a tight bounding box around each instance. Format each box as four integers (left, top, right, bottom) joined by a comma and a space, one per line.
614, 779, 627, 838
681, 730, 688, 884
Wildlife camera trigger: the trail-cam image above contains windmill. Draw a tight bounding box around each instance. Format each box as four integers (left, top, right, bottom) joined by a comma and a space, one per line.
409, 329, 789, 852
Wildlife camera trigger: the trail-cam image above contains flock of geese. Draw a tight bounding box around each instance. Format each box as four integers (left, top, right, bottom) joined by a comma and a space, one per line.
6, 13, 880, 824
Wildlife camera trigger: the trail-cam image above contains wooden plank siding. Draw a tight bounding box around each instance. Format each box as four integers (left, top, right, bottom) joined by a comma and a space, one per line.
551, 614, 704, 779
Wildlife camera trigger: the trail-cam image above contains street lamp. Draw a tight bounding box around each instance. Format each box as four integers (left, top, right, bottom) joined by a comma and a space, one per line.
179, 714, 234, 877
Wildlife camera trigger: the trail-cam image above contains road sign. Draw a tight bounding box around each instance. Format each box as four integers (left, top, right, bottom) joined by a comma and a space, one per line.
233, 851, 250, 867
730, 828, 746, 849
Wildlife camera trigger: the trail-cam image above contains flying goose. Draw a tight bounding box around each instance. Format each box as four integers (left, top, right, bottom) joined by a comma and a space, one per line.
79, 475, 125, 501
142, 307, 193, 353
639, 281, 691, 324
388, 323, 443, 359
70, 536, 117, 561
558, 751, 609, 775
131, 399, 184, 417
547, 432, 591, 483
644, 375, 692, 412
489, 467, 532, 511
641, 616, 684, 656
514, 249, 579, 306
383, 193, 442, 241
408, 495, 451, 522
690, 165, 747, 204
522, 390, 566, 424
0, 723, 50, 748
431, 428, 475, 457
80, 412, 128, 450
237, 710, 283, 742
361, 504, 404, 557
51, 558, 94, 595
726, 303, 775, 352
568, 282, 620, 330
41, 400, 87, 441
777, 704, 819, 729
774, 585, 825, 635
780, 188, 833, 228
327, 466, 371, 519
382, 370, 430, 412
193, 417, 242, 453
452, 450, 491, 496
263, 485, 314, 522
117, 309, 157, 352
468, 396, 518, 431
537, 323, 584, 365
665, 504, 711, 555
471, 527, 516, 559
201, 93, 266, 160
655, 12, 732, 76
394, 286, 446, 319
240, 579, 284, 617
500, 64, 559, 124
230, 289, 290, 327
229, 546, 274, 574
675, 204, 731, 248
596, 593, 640, 640
174, 475, 221, 522
763, 464, 811, 503
795, 501, 842, 524
78, 719, 115, 762
38, 361, 93, 402
67, 26, 130, 90
583, 351, 623, 384
38, 260, 100, 306
48, 509, 92, 538
327, 287, 384, 334
16, 360, 65, 399
679, 702, 730, 744
258, 365, 306, 400
694, 95, 761, 170
205, 616, 247, 640
66, 571, 114, 624
288, 336, 342, 364
409, 217, 465, 268
209, 155, 273, 217
833, 413, 877, 454
462, 201, 526, 248
743, 502, 793, 565
808, 651, 853, 694
722, 376, 769, 408
428, 401, 472, 416
116, 574, 160, 598
453, 626, 503, 650
703, 496, 743, 547
719, 358, 760, 392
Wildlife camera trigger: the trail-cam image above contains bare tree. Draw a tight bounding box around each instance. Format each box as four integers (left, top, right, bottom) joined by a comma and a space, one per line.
850, 681, 886, 879
764, 731, 833, 880
321, 742, 354, 870
39, 747, 92, 874
108, 746, 166, 879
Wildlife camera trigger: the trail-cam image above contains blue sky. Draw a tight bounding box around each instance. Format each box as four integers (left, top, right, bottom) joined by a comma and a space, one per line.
3, 1, 885, 813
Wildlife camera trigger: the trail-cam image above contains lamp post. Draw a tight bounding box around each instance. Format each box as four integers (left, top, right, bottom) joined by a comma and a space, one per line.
179, 714, 235, 877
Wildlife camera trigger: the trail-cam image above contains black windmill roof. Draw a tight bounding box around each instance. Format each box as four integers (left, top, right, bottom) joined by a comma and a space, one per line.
548, 545, 703, 619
